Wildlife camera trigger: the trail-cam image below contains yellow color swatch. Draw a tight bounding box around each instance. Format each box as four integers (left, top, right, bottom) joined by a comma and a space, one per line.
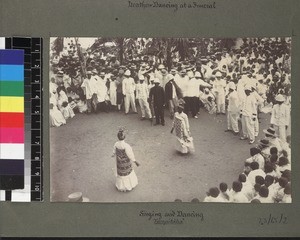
0, 96, 24, 112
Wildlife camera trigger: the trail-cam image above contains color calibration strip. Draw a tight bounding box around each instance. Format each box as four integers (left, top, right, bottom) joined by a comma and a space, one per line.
0, 50, 25, 197
0, 37, 43, 202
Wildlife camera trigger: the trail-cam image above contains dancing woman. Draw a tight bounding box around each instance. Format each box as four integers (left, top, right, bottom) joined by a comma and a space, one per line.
170, 105, 195, 154
112, 128, 140, 192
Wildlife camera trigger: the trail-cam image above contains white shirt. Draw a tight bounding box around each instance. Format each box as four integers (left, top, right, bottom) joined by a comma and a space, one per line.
81, 78, 97, 99
122, 77, 136, 95
227, 90, 240, 112
229, 191, 249, 203
270, 103, 290, 126
95, 78, 107, 102
136, 82, 149, 99
175, 75, 189, 97
245, 153, 265, 170
186, 78, 201, 97
241, 94, 257, 117
213, 79, 226, 97
247, 169, 266, 186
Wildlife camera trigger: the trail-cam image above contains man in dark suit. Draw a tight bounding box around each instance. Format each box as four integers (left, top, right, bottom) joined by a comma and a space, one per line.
149, 78, 165, 126
165, 74, 182, 119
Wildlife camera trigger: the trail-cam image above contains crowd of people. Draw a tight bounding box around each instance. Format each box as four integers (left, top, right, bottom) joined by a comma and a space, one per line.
49, 37, 292, 199
202, 126, 291, 203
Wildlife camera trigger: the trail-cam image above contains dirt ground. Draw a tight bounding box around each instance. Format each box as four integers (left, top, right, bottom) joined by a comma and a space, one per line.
50, 106, 273, 202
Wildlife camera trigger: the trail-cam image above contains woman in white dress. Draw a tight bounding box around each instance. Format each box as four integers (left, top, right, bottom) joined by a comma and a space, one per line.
112, 128, 140, 192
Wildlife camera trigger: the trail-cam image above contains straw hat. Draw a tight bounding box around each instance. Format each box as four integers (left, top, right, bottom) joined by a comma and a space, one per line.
68, 192, 90, 202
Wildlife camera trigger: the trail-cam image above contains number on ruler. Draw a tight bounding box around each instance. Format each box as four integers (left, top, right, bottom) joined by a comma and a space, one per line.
35, 172, 40, 176
35, 157, 40, 160
35, 111, 40, 114
35, 141, 40, 145
35, 186, 40, 191
35, 95, 39, 99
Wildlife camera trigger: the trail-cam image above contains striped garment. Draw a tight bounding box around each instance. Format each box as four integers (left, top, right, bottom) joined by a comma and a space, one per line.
116, 148, 133, 176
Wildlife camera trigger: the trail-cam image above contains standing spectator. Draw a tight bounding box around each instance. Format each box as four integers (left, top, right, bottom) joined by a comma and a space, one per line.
213, 71, 226, 114
149, 78, 165, 126
185, 72, 200, 118
165, 74, 180, 119
135, 75, 152, 120
109, 74, 117, 110
96, 72, 109, 113
122, 70, 137, 114
81, 71, 97, 114
240, 85, 257, 144
116, 69, 125, 111
225, 82, 240, 134
270, 94, 290, 142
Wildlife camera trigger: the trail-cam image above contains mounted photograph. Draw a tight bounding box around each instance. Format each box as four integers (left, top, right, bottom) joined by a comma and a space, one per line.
49, 37, 291, 203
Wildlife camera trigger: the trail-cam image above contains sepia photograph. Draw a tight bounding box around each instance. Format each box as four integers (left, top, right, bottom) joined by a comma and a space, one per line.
49, 37, 291, 203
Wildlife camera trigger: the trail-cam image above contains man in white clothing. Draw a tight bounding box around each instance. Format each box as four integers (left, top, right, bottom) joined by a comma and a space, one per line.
270, 94, 290, 142
81, 71, 97, 114
225, 82, 240, 135
213, 71, 226, 114
122, 70, 137, 114
135, 75, 152, 120
240, 85, 257, 144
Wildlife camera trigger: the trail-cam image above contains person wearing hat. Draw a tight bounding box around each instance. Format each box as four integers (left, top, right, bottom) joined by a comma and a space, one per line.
108, 74, 118, 110
249, 82, 264, 137
165, 74, 181, 119
185, 71, 209, 118
174, 68, 189, 99
270, 94, 290, 142
95, 71, 109, 113
122, 69, 137, 114
81, 71, 98, 114
149, 78, 165, 126
116, 69, 125, 111
68, 192, 90, 202
170, 104, 194, 154
240, 84, 257, 144
135, 75, 152, 120
258, 138, 272, 159
112, 128, 140, 192
263, 126, 284, 153
225, 81, 240, 135
212, 71, 226, 115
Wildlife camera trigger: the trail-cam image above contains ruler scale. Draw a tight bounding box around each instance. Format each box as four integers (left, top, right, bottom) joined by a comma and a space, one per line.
0, 37, 43, 202
30, 38, 43, 201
